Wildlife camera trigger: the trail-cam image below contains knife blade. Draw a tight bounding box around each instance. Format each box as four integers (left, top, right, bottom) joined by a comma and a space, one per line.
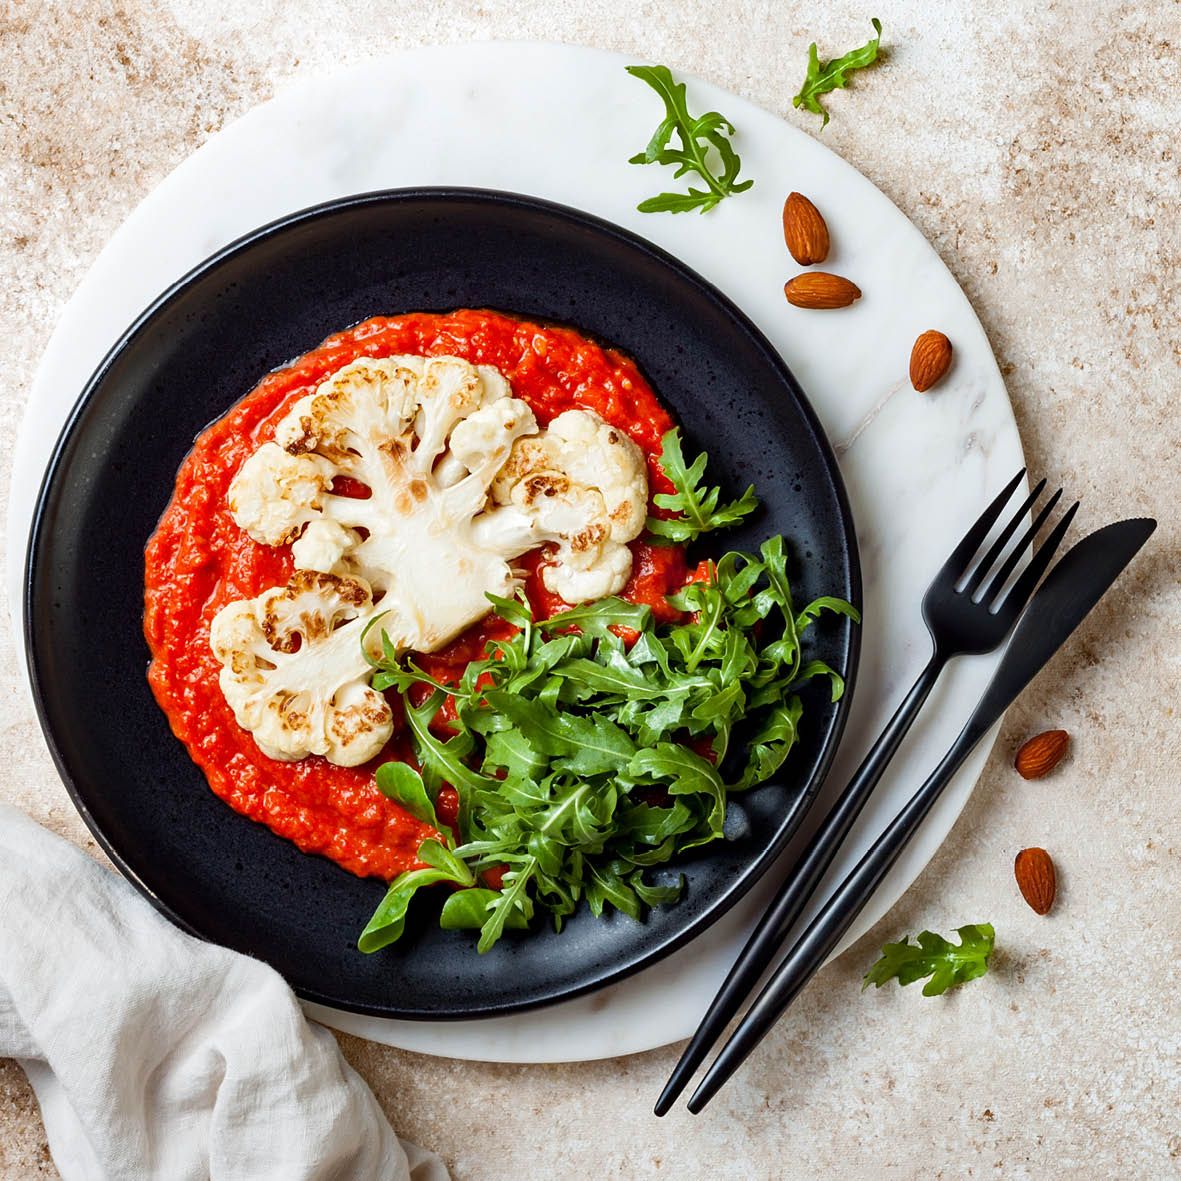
956, 516, 1156, 750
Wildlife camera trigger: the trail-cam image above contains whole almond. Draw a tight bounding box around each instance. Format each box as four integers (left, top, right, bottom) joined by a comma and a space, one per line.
1014, 729, 1070, 780
909, 330, 953, 391
784, 272, 861, 309
1014, 847, 1056, 915
782, 192, 830, 265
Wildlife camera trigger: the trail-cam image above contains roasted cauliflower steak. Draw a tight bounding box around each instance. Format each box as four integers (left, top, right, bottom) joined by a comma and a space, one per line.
211, 354, 648, 766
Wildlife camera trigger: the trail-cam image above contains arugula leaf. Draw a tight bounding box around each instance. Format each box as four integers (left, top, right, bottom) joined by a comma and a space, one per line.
734, 697, 803, 790
796, 595, 863, 629
404, 692, 495, 799
483, 691, 638, 776
586, 863, 642, 920
415, 838, 475, 884
794, 659, 846, 702
863, 923, 995, 997
793, 17, 883, 129
552, 658, 667, 699
619, 801, 694, 845
477, 859, 537, 952
632, 743, 726, 847
626, 65, 753, 214
647, 429, 757, 544
539, 597, 652, 637
483, 729, 548, 779
483, 591, 531, 626
633, 873, 685, 908
438, 888, 495, 929
356, 837, 476, 953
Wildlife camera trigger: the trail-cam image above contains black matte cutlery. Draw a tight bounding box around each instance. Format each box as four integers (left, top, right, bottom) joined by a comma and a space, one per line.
656, 469, 1073, 1115
682, 516, 1155, 1113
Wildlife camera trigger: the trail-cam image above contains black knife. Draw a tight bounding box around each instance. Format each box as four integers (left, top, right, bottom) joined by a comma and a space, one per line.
685, 517, 1157, 1114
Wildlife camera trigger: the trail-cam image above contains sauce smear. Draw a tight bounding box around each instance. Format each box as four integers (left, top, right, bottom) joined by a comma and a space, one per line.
144, 310, 685, 880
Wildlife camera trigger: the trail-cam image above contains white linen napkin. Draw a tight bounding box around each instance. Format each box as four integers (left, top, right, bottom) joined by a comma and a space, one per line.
0, 803, 447, 1181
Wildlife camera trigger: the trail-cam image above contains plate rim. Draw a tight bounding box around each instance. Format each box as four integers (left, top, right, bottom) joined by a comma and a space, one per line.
23, 185, 862, 1018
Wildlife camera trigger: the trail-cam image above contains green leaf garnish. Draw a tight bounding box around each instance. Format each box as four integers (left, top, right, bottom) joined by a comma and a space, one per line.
626, 65, 753, 214
863, 923, 995, 997
539, 597, 652, 637
793, 17, 883, 128
357, 868, 446, 952
375, 762, 439, 830
357, 840, 473, 953
358, 444, 858, 955
439, 887, 530, 931
646, 428, 758, 544
415, 838, 474, 883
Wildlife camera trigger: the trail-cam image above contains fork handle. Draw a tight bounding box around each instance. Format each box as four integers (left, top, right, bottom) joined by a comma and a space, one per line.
686, 711, 989, 1113
654, 651, 945, 1116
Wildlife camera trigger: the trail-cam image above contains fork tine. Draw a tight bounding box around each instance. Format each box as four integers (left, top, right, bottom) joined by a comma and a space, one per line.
941, 468, 1027, 582
964, 477, 1048, 595
980, 487, 1064, 603
991, 500, 1079, 612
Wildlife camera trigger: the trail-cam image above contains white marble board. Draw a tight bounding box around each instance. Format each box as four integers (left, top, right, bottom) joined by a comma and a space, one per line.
5, 42, 1023, 1063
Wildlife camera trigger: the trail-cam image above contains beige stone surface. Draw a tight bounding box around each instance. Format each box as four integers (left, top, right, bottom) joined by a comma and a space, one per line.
1, 1, 1178, 1177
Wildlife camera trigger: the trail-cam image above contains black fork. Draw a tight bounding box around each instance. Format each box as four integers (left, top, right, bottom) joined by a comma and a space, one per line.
655, 469, 1078, 1116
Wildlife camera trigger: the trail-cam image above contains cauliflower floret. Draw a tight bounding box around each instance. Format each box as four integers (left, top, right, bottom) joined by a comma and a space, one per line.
209, 570, 392, 767
227, 445, 334, 546
542, 410, 648, 540
290, 519, 357, 574
274, 356, 424, 463
214, 355, 649, 765
486, 409, 648, 603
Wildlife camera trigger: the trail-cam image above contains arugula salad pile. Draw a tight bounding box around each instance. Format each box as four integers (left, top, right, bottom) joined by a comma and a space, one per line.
358, 429, 858, 954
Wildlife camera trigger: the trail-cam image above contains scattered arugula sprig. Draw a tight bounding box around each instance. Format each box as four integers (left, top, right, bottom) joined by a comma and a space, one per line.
646, 428, 758, 544
863, 923, 995, 996
794, 17, 884, 128
626, 65, 753, 214
358, 432, 859, 954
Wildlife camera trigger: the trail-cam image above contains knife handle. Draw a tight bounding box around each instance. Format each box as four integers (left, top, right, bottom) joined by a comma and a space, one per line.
654, 652, 946, 1116
687, 716, 988, 1113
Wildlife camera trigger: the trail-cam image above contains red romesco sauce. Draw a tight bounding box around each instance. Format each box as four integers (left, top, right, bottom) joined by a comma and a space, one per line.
144, 310, 687, 881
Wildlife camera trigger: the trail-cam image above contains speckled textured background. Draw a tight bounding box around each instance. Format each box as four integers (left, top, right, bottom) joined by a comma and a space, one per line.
1, 2, 1178, 1177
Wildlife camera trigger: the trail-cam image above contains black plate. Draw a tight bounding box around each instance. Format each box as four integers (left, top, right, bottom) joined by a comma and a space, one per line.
25, 189, 860, 1018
